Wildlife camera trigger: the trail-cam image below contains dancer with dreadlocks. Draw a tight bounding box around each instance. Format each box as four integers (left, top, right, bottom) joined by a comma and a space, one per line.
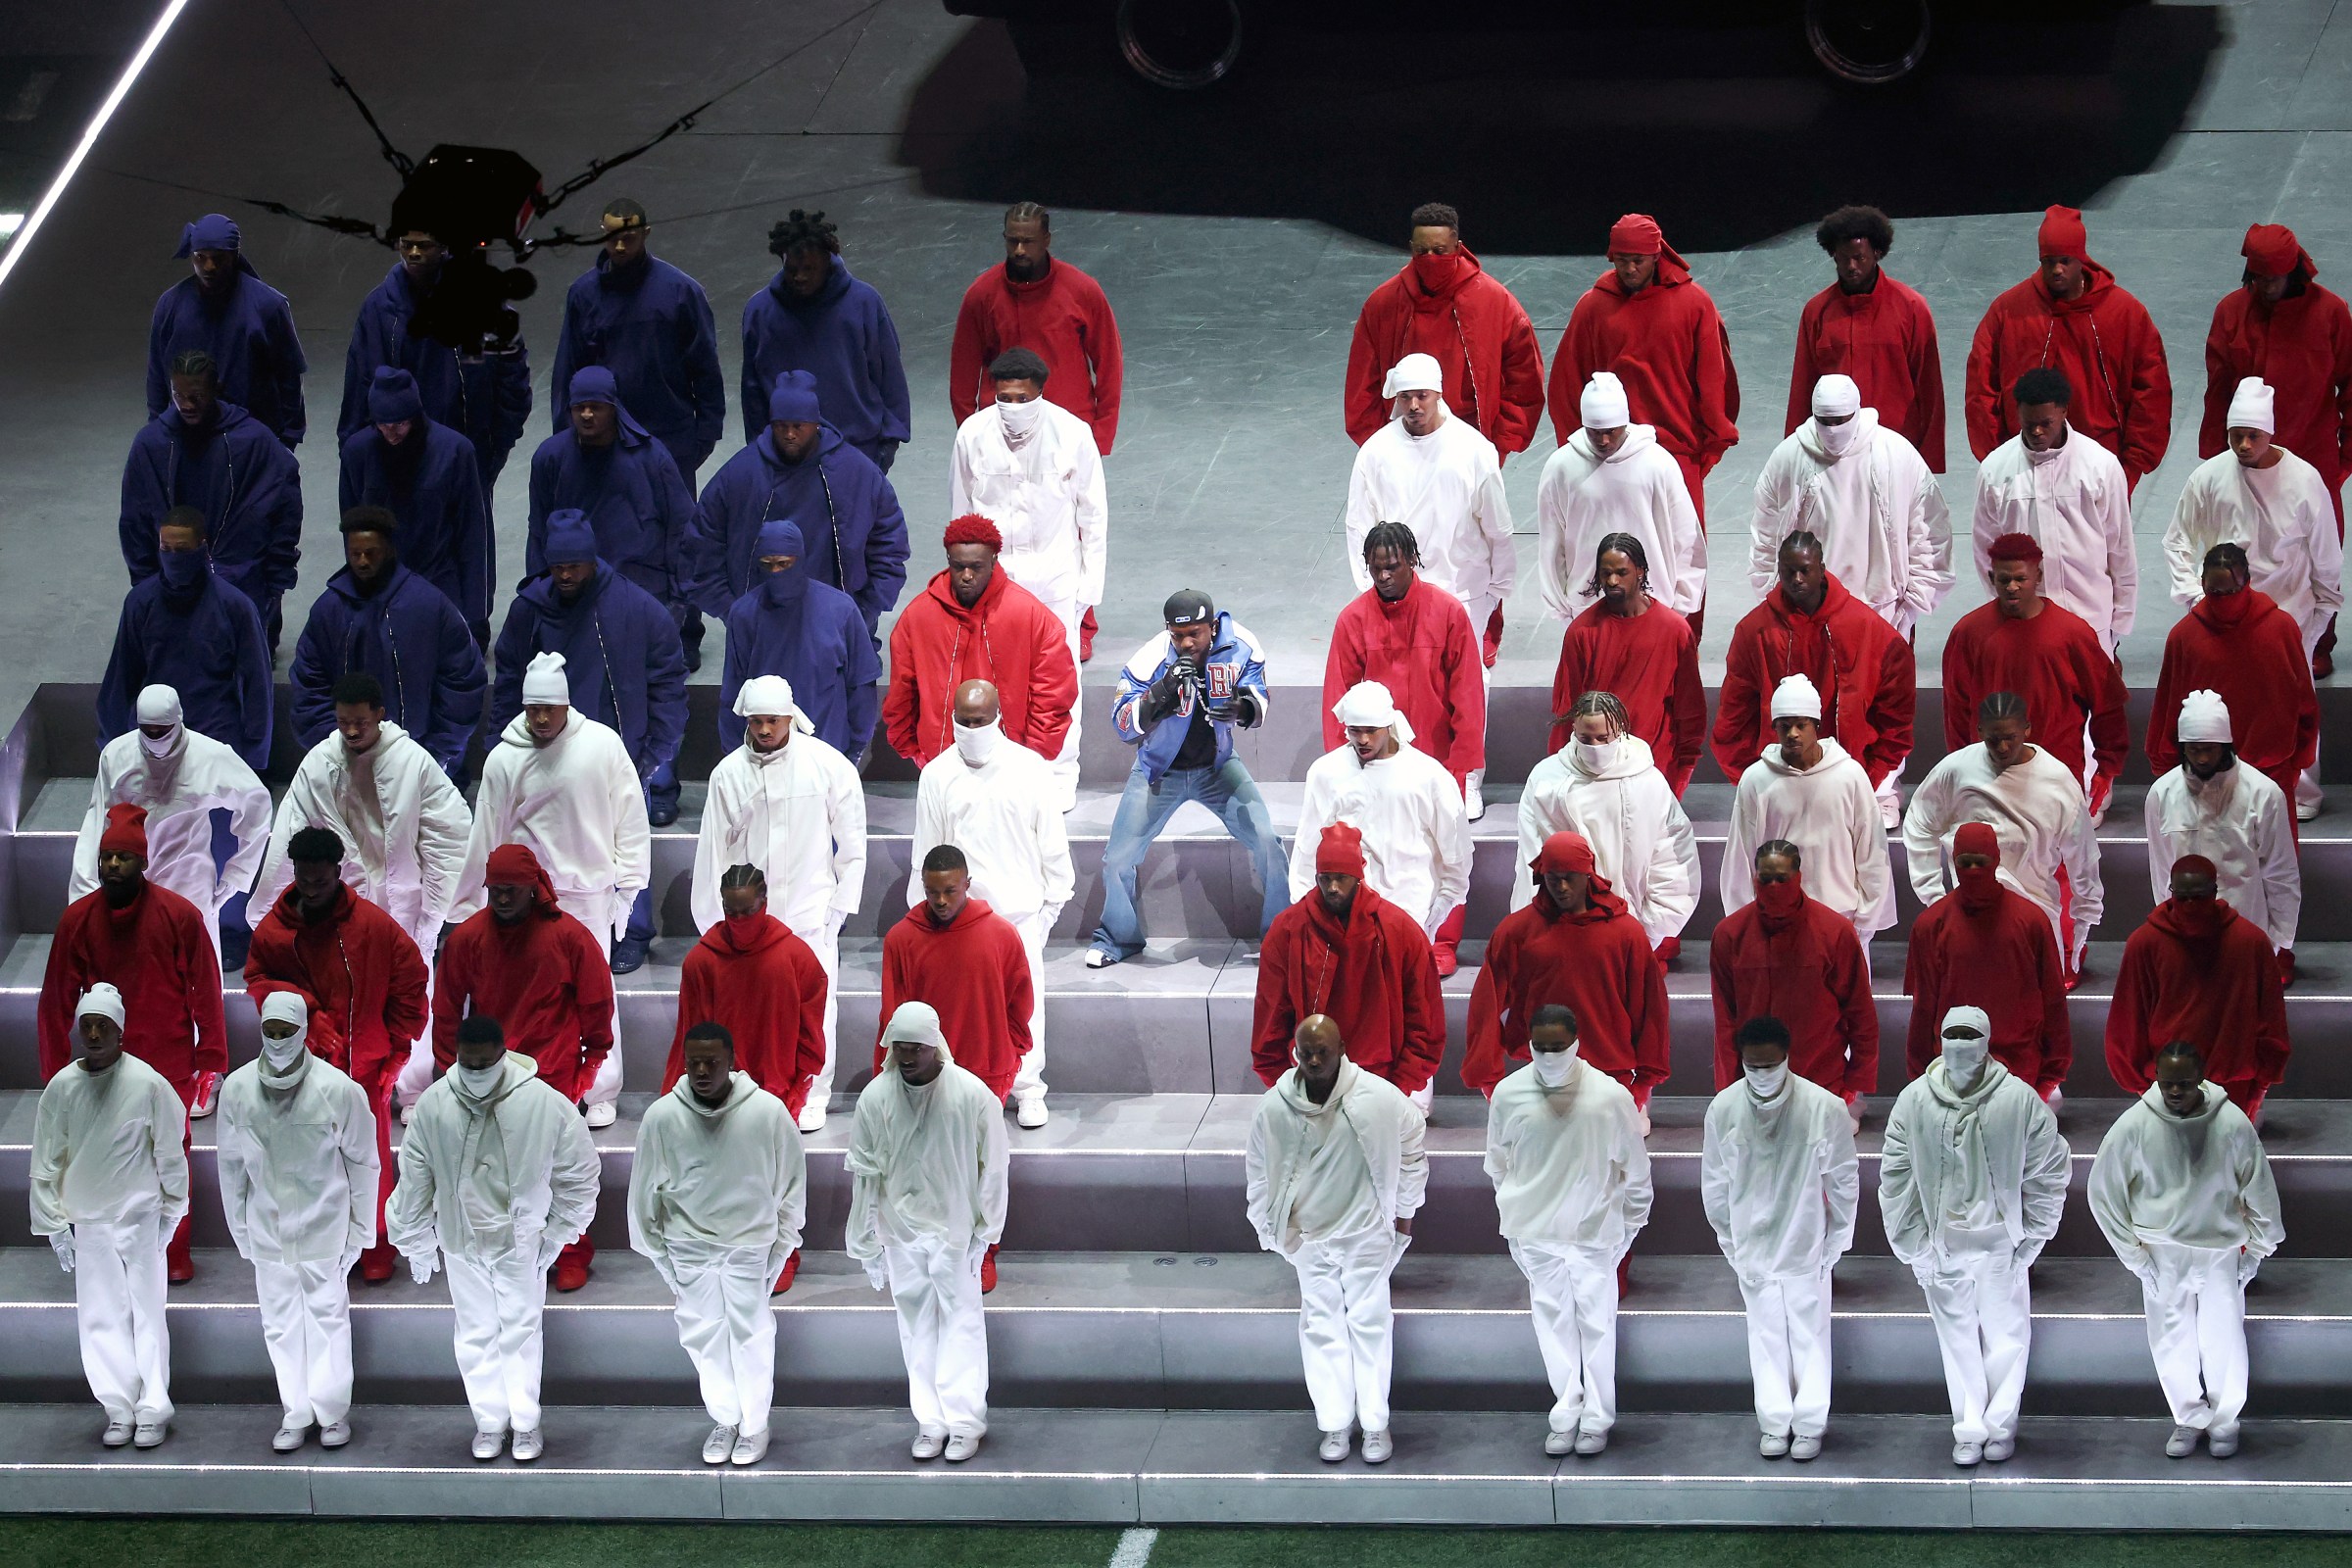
1324, 522, 1487, 802
740, 209, 910, 470
1544, 534, 1705, 793
1515, 690, 1699, 962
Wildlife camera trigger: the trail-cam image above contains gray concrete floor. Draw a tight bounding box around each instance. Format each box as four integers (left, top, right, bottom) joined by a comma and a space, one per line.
0, 0, 2344, 734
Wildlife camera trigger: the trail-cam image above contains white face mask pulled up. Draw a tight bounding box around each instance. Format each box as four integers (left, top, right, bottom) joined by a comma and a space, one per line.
1743, 1062, 1788, 1101
1940, 1034, 1990, 1091
1572, 736, 1619, 774
457, 1061, 505, 1099
954, 719, 1003, 766
138, 724, 179, 760
259, 1026, 309, 1071
1531, 1045, 1578, 1088
1819, 416, 1862, 458
998, 397, 1044, 443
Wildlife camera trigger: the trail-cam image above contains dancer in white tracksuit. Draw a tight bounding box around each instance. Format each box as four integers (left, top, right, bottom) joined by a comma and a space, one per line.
1879, 1004, 2070, 1466
28, 984, 188, 1447
948, 348, 1107, 812
1512, 699, 1700, 945
2088, 1041, 2283, 1459
1701, 1013, 1860, 1459
452, 653, 650, 1123
1247, 1013, 1428, 1465
2144, 691, 2300, 958
845, 1003, 1010, 1462
1537, 371, 1707, 620
909, 677, 1073, 1128
386, 1016, 601, 1461
71, 683, 270, 973
1485, 1005, 1651, 1456
217, 992, 378, 1450
630, 1021, 808, 1468
249, 690, 472, 1105
692, 674, 866, 1132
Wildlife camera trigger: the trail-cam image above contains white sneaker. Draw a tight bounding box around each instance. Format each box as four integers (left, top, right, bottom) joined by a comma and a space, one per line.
1465, 781, 1486, 821
132, 1421, 168, 1449
1085, 949, 1118, 969
1544, 1429, 1575, 1456
731, 1428, 770, 1466
272, 1420, 308, 1453
798, 1102, 828, 1134
1636, 1107, 1652, 1139
101, 1421, 132, 1448
2209, 1426, 2239, 1458
1981, 1436, 2013, 1463
2297, 797, 2321, 823
912, 1428, 947, 1460
1015, 1096, 1049, 1129
1952, 1440, 1984, 1466
583, 1101, 616, 1131
319, 1421, 351, 1448
944, 1430, 983, 1462
1318, 1429, 1351, 1463
1360, 1428, 1394, 1464
1790, 1435, 1822, 1462
471, 1429, 505, 1461
1758, 1432, 1790, 1458
703, 1423, 738, 1465
1573, 1430, 1607, 1456
2165, 1426, 2200, 1458
510, 1428, 543, 1462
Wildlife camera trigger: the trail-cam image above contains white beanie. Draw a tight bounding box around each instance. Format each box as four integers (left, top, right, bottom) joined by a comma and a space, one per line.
1580, 371, 1630, 429
2226, 375, 2276, 435
2178, 689, 2233, 745
135, 684, 183, 727
1769, 674, 1823, 721
1382, 352, 1444, 399
520, 652, 570, 706
75, 983, 125, 1030
258, 990, 310, 1036
732, 674, 812, 732
1811, 374, 1862, 419
881, 1001, 952, 1063
1939, 1004, 1992, 1042
1332, 680, 1415, 746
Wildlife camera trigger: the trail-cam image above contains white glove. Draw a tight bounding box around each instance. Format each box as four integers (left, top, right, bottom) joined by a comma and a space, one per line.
862, 1256, 888, 1292
410, 1252, 438, 1286
49, 1232, 74, 1274
2238, 1249, 2263, 1288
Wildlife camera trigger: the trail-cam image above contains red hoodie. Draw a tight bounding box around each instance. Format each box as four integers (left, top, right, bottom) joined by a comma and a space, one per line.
1965, 261, 2173, 482
244, 882, 429, 1091
2106, 897, 2287, 1108
1345, 247, 1545, 455
1788, 270, 1946, 472
1464, 876, 1669, 1099
1252, 880, 1445, 1094
875, 897, 1033, 1101
431, 899, 614, 1099
2146, 588, 2320, 787
1548, 596, 1707, 794
1709, 888, 1878, 1099
883, 566, 1078, 767
1712, 571, 1916, 784
662, 911, 828, 1115
2201, 273, 2352, 496
1322, 577, 1487, 781
38, 880, 225, 1084
949, 259, 1124, 452
1904, 883, 2071, 1094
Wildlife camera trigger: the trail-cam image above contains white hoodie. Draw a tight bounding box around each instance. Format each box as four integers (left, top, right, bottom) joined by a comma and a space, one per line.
2144, 761, 2299, 953
1485, 1054, 1651, 1251
2088, 1080, 2284, 1270
1721, 737, 1893, 934
385, 1051, 601, 1267
1291, 738, 1471, 933
2162, 446, 2343, 649
28, 1052, 190, 1236
843, 1048, 1009, 1260
1536, 423, 1707, 619
629, 1071, 808, 1289
454, 710, 651, 921
1879, 1058, 2069, 1269
908, 729, 1074, 921
1700, 1071, 1859, 1283
1901, 742, 2104, 967
1346, 407, 1516, 627
949, 397, 1109, 610
218, 1050, 377, 1266
72, 723, 270, 912
250, 721, 472, 942
1512, 733, 1699, 943
1247, 1057, 1427, 1258
1972, 426, 2138, 648
1750, 412, 1952, 635
692, 724, 866, 935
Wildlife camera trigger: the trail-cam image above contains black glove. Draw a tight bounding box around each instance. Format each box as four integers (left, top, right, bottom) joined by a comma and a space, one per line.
1143, 660, 1202, 724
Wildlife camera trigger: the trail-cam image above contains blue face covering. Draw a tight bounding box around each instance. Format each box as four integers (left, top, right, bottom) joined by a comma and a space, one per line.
157, 549, 208, 591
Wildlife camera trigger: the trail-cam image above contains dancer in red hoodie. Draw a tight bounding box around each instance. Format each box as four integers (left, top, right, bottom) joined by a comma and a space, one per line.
882, 515, 1078, 769
2107, 856, 2288, 1115
2146, 543, 2320, 813
1903, 824, 2071, 1097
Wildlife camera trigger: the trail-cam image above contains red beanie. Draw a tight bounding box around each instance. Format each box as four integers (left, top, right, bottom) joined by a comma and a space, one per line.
1534, 830, 1598, 878
1952, 821, 2001, 865
98, 803, 148, 858
1314, 821, 1367, 876
484, 843, 561, 916
2036, 205, 2088, 259
1607, 214, 1663, 256
1986, 531, 2044, 564
943, 514, 1003, 552
2241, 222, 2314, 280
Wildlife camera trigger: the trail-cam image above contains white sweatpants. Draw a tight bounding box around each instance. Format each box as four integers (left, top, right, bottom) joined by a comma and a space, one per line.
1740, 1268, 1834, 1440
1008, 906, 1049, 1104
255, 1256, 355, 1428
2300, 620, 2324, 814
674, 1251, 777, 1436
884, 1233, 990, 1436
1919, 1250, 2033, 1445
1040, 594, 1083, 813
1511, 1240, 1619, 1437
2139, 1242, 2249, 1435
393, 912, 444, 1102
445, 1250, 548, 1434
555, 889, 626, 1110
73, 1214, 172, 1424
791, 917, 843, 1107
1292, 1227, 1406, 1434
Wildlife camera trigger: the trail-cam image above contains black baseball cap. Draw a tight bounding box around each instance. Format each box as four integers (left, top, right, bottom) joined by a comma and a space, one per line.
1163, 589, 1215, 626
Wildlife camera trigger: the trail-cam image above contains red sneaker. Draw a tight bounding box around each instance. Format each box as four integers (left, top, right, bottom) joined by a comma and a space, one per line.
772, 1249, 801, 1296
2279, 950, 2297, 987
1432, 945, 1459, 979
167, 1215, 194, 1284
187, 1070, 221, 1119
360, 1243, 398, 1284
1653, 937, 1681, 966
1079, 606, 1099, 662
980, 1243, 999, 1296
553, 1257, 591, 1293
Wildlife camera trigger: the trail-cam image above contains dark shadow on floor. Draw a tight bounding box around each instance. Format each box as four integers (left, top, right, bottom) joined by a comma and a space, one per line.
896, 2, 2225, 252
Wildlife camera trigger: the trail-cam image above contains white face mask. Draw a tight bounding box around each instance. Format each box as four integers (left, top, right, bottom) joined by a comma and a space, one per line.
1818, 416, 1862, 457
260, 1028, 308, 1069
953, 719, 1003, 766
998, 398, 1044, 441
1572, 737, 1618, 773
1743, 1062, 1788, 1100
1940, 1035, 1990, 1090
457, 1062, 504, 1098
138, 725, 178, 760
1530, 1046, 1577, 1087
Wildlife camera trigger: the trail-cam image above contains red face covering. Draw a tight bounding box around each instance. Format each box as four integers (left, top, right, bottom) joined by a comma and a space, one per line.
1952, 822, 2002, 915
2199, 585, 2255, 630
1410, 251, 1466, 296
1754, 873, 1805, 928
722, 908, 767, 950
2169, 897, 2230, 940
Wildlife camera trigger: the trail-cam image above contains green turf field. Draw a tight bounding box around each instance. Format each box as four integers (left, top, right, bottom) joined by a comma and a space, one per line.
6, 1523, 2352, 1568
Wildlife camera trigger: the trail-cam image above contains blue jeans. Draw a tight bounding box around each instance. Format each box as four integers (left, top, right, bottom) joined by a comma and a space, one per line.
1091, 759, 1287, 959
